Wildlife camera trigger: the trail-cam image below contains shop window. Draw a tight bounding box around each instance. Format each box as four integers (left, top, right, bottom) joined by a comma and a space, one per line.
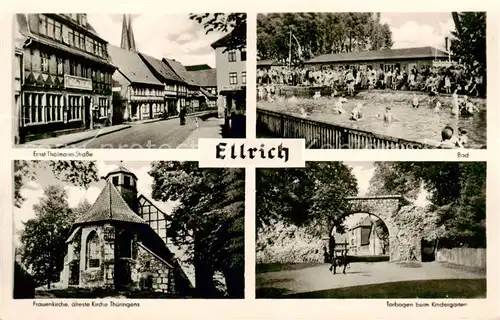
86, 231, 100, 269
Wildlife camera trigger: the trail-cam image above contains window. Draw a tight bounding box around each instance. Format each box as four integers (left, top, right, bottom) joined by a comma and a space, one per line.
54, 21, 62, 41
39, 15, 47, 35
241, 49, 247, 61
56, 58, 64, 75
228, 50, 237, 62
80, 34, 85, 50
112, 176, 119, 185
229, 72, 238, 85
86, 231, 100, 269
86, 38, 93, 53
69, 60, 76, 76
81, 63, 88, 78
68, 29, 74, 46
124, 176, 131, 187
99, 98, 107, 118
40, 53, 49, 73
242, 71, 246, 85
47, 18, 55, 38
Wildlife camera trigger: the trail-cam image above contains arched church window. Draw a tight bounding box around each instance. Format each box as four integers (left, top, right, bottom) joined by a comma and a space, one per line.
86, 231, 100, 269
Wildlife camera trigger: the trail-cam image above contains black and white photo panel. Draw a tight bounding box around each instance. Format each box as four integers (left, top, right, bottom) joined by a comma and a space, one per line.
13, 160, 244, 299
256, 13, 486, 149
13, 13, 246, 149
256, 162, 486, 298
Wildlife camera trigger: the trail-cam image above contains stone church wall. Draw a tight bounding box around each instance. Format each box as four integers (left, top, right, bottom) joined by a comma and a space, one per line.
133, 244, 173, 293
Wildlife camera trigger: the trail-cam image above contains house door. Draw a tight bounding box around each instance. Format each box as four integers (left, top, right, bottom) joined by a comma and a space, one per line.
84, 97, 91, 129
69, 261, 80, 285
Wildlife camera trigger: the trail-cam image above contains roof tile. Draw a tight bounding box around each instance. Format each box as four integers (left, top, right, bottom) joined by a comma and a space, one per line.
188, 69, 217, 87
108, 45, 164, 86
74, 181, 146, 225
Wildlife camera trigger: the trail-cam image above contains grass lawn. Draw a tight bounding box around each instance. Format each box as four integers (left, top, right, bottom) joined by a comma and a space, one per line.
257, 279, 486, 299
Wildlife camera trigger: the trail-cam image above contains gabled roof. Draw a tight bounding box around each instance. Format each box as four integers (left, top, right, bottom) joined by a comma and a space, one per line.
306, 46, 449, 64
185, 64, 212, 71
188, 69, 217, 87
162, 58, 198, 86
108, 45, 163, 86
139, 53, 184, 83
73, 181, 147, 225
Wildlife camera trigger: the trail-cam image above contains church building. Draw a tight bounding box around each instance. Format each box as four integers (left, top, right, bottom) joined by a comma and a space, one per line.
59, 165, 193, 296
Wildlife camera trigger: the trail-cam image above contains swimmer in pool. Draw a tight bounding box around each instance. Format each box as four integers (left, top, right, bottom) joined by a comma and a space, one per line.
411, 93, 419, 108
462, 96, 480, 115
434, 101, 441, 113
451, 89, 460, 116
333, 97, 347, 114
376, 107, 401, 123
350, 103, 363, 121
456, 127, 469, 148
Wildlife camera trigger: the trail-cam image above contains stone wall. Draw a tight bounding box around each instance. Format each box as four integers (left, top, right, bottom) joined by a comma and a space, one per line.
256, 220, 328, 264
133, 243, 173, 293
79, 225, 115, 288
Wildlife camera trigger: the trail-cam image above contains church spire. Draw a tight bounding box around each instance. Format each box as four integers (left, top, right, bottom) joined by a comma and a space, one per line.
120, 14, 137, 52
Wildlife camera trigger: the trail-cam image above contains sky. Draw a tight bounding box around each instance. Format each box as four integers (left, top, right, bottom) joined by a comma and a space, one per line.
380, 12, 454, 50
13, 161, 177, 246
87, 14, 224, 68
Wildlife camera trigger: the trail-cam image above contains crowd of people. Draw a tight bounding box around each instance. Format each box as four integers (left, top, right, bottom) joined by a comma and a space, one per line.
257, 63, 485, 97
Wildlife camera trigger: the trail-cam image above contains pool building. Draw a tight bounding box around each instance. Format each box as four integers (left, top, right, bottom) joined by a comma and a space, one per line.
304, 46, 451, 73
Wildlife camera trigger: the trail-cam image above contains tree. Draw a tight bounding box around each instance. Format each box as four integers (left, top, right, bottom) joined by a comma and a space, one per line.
257, 13, 393, 62
19, 185, 78, 288
189, 13, 246, 52
149, 162, 244, 298
450, 12, 486, 94
367, 162, 486, 247
14, 160, 99, 209
256, 162, 358, 232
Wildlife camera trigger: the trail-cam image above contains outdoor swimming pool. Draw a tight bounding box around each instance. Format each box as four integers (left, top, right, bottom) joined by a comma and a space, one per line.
257, 90, 487, 148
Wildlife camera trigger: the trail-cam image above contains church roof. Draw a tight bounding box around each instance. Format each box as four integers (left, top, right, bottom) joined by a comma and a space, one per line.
73, 181, 146, 225
108, 45, 164, 86
104, 165, 138, 180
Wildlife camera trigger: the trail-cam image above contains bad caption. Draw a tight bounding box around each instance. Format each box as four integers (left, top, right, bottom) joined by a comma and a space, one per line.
457, 151, 469, 159
32, 150, 94, 158
33, 301, 140, 308
386, 301, 468, 309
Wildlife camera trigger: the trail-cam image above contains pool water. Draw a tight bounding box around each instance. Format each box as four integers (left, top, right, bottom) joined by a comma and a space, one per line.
258, 90, 487, 148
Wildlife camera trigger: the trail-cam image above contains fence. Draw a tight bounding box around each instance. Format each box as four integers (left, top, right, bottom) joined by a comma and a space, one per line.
257, 108, 435, 149
436, 248, 486, 269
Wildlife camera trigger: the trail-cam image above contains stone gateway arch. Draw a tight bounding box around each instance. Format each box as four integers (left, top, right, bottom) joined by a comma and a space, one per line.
334, 195, 422, 262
